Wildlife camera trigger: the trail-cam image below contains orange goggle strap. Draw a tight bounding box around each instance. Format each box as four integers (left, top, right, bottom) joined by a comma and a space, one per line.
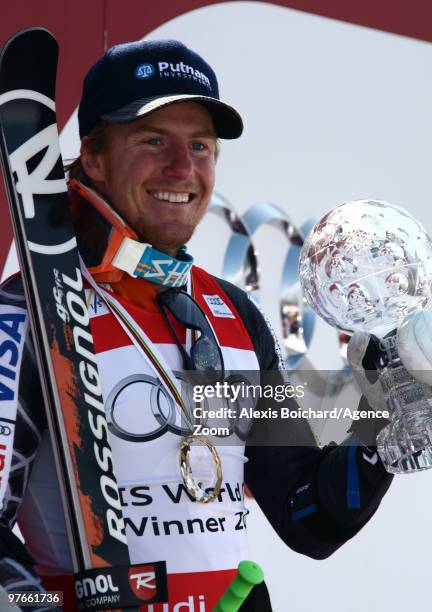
69, 179, 194, 287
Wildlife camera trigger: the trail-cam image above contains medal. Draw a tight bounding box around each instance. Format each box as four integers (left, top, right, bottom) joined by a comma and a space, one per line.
179, 435, 223, 503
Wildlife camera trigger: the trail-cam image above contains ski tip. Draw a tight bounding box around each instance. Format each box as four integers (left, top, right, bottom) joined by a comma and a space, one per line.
1, 28, 57, 57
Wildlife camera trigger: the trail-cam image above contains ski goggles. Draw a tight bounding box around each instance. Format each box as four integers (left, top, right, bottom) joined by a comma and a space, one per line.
69, 178, 138, 276
69, 179, 193, 286
156, 289, 225, 377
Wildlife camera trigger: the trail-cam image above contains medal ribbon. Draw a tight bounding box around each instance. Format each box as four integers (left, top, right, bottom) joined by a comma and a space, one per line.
81, 259, 224, 503
81, 261, 193, 426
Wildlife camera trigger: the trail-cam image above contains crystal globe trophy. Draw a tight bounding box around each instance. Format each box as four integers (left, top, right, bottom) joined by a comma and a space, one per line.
299, 200, 432, 473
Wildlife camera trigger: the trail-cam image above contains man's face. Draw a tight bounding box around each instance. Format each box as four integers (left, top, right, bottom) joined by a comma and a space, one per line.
82, 101, 217, 256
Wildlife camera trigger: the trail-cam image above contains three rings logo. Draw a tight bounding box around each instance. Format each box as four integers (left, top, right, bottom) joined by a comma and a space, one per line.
106, 373, 194, 443
0, 425, 11, 436
208, 193, 318, 369
0, 89, 75, 256
105, 372, 253, 443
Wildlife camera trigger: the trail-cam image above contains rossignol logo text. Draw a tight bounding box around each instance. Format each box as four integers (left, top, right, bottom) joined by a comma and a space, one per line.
75, 573, 119, 597
56, 267, 127, 546
75, 573, 120, 609
74, 562, 167, 609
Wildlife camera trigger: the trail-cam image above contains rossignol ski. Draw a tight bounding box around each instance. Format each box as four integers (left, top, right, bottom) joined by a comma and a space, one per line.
0, 28, 167, 610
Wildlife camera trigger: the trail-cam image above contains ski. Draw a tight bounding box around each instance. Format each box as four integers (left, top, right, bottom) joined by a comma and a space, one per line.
0, 28, 167, 610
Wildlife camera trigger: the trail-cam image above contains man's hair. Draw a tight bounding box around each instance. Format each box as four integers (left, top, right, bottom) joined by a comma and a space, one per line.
65, 120, 221, 183
64, 121, 109, 183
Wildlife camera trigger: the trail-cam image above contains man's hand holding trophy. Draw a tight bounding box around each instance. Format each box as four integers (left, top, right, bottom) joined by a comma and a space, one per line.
299, 200, 432, 473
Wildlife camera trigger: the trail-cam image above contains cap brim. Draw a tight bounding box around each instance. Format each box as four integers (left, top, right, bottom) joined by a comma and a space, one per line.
101, 94, 243, 139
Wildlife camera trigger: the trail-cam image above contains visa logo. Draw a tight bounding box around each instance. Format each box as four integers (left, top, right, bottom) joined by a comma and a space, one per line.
0, 311, 26, 401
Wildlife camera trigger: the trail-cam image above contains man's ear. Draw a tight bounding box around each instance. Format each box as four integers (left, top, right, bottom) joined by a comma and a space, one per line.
80, 138, 106, 182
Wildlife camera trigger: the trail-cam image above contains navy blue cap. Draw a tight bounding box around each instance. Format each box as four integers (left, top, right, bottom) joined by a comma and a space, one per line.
78, 39, 243, 139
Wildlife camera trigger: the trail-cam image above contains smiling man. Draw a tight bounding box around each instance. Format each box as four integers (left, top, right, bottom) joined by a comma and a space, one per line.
0, 38, 395, 612
80, 102, 216, 256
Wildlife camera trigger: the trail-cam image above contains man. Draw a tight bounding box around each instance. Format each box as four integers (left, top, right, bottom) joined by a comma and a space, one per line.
0, 38, 403, 611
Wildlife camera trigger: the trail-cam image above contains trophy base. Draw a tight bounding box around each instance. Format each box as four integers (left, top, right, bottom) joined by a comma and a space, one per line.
377, 415, 432, 474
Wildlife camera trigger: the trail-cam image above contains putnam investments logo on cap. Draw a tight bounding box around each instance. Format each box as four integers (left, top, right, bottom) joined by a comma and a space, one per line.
78, 38, 243, 140
135, 61, 211, 89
